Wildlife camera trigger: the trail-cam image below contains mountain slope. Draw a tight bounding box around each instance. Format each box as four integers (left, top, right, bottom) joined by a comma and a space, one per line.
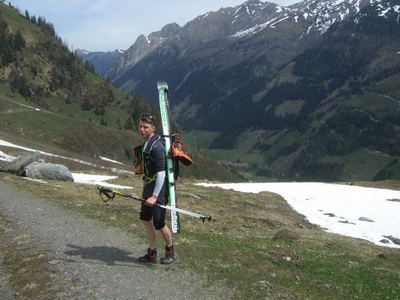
103, 0, 391, 132
0, 2, 242, 182
84, 0, 400, 181
77, 49, 125, 78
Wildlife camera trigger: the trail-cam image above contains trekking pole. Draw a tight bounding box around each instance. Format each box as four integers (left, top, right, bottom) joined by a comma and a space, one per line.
97, 187, 211, 222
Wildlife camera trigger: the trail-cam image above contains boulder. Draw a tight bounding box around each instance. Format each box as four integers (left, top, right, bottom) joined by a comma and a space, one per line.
0, 151, 41, 175
359, 216, 374, 223
24, 162, 74, 182
384, 235, 400, 246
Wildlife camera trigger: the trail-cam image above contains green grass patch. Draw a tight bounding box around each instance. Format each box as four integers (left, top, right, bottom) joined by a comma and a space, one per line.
346, 92, 400, 117
323, 149, 394, 181
1, 3, 40, 40
370, 72, 400, 100
183, 131, 220, 148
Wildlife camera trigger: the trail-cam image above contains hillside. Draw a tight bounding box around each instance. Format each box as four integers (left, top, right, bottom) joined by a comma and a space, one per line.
0, 2, 243, 182
86, 0, 400, 182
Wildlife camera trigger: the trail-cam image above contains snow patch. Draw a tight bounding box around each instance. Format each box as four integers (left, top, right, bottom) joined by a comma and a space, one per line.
99, 156, 124, 165
0, 139, 133, 175
198, 182, 400, 249
72, 173, 131, 189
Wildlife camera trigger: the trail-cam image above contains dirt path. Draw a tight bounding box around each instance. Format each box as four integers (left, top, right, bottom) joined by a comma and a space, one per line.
0, 180, 230, 299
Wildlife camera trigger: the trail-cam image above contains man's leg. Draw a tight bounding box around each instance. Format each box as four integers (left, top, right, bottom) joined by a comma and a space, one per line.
143, 220, 156, 249
138, 220, 159, 263
159, 225, 173, 247
159, 225, 176, 264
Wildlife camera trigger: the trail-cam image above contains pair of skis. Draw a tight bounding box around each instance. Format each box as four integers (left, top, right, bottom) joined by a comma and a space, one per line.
157, 81, 181, 234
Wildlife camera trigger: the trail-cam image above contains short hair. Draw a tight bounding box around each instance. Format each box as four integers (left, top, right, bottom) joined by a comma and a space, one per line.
140, 113, 157, 127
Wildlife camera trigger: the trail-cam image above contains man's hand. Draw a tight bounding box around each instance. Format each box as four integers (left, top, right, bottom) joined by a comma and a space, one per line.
145, 195, 157, 207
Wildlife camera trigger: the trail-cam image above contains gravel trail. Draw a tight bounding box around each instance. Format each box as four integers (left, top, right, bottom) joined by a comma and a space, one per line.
0, 180, 231, 299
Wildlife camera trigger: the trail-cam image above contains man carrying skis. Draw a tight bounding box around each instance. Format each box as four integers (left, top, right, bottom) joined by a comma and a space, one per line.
137, 113, 176, 264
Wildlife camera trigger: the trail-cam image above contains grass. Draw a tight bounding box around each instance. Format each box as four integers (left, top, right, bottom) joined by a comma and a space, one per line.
183, 131, 220, 148
323, 148, 394, 181
1, 3, 41, 45
183, 130, 266, 166
1, 161, 400, 299
369, 73, 400, 101
0, 213, 62, 299
345, 92, 400, 118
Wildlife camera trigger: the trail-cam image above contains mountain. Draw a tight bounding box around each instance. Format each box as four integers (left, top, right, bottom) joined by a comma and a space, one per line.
0, 2, 242, 182
77, 49, 124, 78
81, 0, 400, 182
107, 0, 378, 115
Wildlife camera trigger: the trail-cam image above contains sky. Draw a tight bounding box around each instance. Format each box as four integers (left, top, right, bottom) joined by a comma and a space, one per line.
1, 136, 400, 249
8, 0, 301, 52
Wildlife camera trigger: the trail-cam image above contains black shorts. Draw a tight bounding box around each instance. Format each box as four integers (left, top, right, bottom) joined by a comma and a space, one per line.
140, 182, 169, 230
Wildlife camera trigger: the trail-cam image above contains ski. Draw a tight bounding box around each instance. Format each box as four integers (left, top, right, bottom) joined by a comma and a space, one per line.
157, 81, 180, 234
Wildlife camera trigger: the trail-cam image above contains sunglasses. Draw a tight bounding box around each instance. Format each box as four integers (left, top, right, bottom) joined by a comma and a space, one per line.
140, 113, 156, 124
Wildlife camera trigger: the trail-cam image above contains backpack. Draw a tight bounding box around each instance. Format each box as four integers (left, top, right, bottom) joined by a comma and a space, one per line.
133, 133, 193, 175
133, 145, 143, 174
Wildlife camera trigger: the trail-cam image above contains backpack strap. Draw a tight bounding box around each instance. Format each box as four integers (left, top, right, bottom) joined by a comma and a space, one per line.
142, 136, 165, 184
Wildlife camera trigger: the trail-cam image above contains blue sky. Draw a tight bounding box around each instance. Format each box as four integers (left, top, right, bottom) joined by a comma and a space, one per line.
9, 0, 300, 52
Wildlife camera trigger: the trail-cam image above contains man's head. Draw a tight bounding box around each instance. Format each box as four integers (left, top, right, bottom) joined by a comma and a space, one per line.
139, 113, 157, 141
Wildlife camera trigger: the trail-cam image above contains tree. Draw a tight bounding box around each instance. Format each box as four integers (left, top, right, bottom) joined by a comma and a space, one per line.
124, 116, 135, 131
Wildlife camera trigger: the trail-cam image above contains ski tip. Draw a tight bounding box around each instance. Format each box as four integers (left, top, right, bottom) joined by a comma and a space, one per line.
157, 80, 168, 90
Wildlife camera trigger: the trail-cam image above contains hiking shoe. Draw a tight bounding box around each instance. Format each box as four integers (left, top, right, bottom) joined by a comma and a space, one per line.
161, 245, 177, 264
138, 248, 159, 264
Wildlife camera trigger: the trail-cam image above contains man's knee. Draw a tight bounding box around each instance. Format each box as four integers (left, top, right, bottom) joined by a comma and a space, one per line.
140, 212, 152, 222
154, 221, 165, 230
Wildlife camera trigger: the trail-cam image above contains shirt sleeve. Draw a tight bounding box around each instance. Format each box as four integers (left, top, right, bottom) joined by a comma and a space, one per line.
153, 170, 166, 197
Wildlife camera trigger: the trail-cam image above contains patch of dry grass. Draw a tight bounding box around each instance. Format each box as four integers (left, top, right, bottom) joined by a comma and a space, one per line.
0, 213, 64, 299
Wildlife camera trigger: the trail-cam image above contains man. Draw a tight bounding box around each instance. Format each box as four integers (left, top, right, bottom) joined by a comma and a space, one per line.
137, 113, 176, 264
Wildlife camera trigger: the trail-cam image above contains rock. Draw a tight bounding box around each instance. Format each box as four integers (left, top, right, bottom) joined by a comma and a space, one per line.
0, 151, 42, 175
24, 162, 74, 182
339, 220, 356, 225
273, 229, 301, 241
324, 213, 335, 217
359, 217, 374, 222
384, 235, 400, 245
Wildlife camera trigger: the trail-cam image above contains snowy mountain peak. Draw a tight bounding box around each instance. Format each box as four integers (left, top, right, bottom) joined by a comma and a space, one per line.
229, 0, 398, 38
